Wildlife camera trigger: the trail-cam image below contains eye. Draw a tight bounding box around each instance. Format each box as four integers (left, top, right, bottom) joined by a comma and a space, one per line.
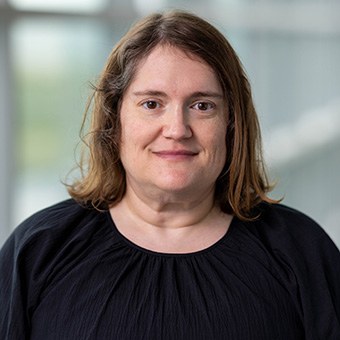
142, 100, 159, 110
192, 101, 215, 111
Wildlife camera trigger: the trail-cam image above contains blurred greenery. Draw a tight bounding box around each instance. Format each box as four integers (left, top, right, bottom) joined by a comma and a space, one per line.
15, 71, 83, 170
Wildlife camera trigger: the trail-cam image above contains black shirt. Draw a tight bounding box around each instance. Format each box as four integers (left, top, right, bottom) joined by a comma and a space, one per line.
0, 199, 339, 339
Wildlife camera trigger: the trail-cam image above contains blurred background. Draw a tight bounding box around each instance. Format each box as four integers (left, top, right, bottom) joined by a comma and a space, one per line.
0, 0, 339, 248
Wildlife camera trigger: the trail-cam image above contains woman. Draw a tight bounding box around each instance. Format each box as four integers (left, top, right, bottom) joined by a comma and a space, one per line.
1, 10, 339, 340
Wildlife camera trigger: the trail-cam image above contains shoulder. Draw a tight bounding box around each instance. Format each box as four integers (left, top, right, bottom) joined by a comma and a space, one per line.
15, 199, 87, 232
249, 203, 340, 337
13, 199, 93, 238
1, 199, 107, 259
240, 202, 340, 280
252, 202, 336, 249
245, 202, 340, 288
258, 202, 320, 230
0, 198, 111, 296
0, 199, 110, 338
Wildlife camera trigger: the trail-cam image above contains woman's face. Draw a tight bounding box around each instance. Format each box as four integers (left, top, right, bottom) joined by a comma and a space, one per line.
119, 44, 227, 199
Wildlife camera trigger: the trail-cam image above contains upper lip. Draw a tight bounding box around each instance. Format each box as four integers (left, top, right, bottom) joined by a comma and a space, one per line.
153, 150, 198, 155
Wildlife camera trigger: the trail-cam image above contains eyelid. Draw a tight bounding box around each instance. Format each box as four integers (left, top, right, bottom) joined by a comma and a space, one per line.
191, 101, 216, 111
140, 99, 162, 110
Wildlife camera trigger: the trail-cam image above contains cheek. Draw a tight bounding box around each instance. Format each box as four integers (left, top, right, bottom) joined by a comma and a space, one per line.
120, 118, 154, 157
208, 125, 227, 168
119, 118, 138, 163
203, 122, 227, 152
120, 109, 141, 143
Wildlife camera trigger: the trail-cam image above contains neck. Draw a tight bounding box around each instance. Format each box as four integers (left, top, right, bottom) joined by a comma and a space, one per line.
118, 183, 218, 229
109, 184, 233, 253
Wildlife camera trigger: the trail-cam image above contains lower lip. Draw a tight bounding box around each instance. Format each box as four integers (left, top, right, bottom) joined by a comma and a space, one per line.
153, 152, 197, 161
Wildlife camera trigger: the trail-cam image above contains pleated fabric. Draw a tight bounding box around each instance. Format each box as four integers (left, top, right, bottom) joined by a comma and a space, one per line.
1, 199, 339, 339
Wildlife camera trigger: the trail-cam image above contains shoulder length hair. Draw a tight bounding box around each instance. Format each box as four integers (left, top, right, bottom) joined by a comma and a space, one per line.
67, 10, 277, 220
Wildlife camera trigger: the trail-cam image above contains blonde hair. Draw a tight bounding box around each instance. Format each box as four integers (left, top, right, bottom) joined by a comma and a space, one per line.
67, 10, 277, 220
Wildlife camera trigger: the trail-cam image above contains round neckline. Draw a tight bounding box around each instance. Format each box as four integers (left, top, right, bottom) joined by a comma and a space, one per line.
106, 211, 237, 257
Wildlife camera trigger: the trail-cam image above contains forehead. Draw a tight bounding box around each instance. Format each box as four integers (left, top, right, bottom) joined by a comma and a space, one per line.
127, 44, 222, 94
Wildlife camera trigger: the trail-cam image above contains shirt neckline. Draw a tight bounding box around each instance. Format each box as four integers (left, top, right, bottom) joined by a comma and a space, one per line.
106, 211, 237, 258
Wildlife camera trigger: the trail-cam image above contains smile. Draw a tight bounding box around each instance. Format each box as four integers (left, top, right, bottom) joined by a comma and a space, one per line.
153, 150, 198, 160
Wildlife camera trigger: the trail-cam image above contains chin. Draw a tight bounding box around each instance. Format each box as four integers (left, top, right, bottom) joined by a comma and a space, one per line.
154, 177, 204, 194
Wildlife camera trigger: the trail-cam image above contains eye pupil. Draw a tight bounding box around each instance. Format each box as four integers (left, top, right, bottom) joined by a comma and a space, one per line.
146, 101, 157, 109
198, 102, 209, 110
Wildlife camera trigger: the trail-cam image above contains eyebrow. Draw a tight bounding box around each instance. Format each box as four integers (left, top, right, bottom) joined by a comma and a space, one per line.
132, 90, 224, 99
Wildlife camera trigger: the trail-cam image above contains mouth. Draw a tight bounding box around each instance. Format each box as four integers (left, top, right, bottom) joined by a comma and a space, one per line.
153, 150, 199, 160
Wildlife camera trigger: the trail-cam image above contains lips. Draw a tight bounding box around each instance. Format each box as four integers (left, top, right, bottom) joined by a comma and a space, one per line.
153, 149, 198, 160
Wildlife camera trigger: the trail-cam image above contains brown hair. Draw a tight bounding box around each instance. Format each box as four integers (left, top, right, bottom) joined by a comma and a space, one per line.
67, 10, 277, 220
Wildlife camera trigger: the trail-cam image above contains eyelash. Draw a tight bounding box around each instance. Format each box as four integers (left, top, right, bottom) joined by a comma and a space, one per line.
141, 100, 215, 111
142, 100, 160, 110
191, 102, 215, 111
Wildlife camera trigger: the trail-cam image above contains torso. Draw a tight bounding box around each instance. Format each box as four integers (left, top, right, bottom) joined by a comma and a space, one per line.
5, 200, 340, 339
29, 205, 304, 339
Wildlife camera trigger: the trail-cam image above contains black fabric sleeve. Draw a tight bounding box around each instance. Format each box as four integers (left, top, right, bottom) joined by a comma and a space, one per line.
0, 221, 38, 339
0, 199, 84, 339
295, 221, 340, 339
256, 204, 340, 339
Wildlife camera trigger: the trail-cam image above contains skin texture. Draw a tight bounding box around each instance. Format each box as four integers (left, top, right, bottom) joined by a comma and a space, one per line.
110, 45, 232, 253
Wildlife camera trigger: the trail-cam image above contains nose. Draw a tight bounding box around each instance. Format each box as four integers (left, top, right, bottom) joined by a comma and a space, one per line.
162, 106, 193, 140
